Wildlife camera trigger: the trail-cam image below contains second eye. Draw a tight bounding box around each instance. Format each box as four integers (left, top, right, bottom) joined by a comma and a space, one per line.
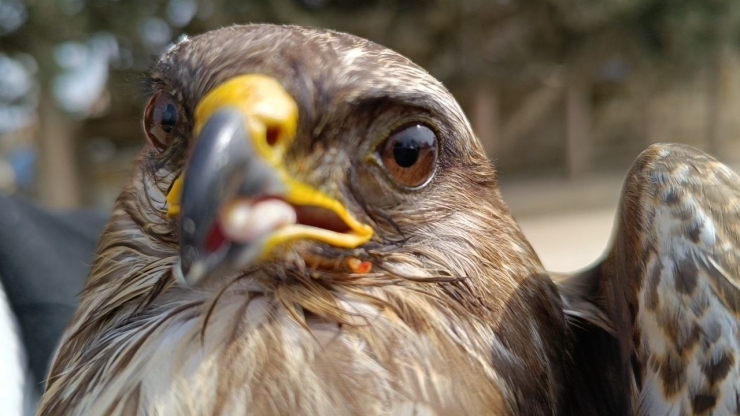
378, 124, 438, 189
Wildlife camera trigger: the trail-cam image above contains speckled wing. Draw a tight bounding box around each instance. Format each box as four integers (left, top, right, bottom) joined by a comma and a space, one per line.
559, 143, 740, 415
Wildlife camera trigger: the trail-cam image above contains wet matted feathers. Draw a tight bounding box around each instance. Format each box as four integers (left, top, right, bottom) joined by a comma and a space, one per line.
38, 24, 740, 416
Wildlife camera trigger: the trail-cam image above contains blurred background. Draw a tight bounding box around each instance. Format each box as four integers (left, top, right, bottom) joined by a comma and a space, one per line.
3, 0, 740, 271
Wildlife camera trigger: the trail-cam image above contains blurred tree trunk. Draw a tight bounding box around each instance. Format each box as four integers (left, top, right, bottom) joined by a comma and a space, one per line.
706, 5, 734, 156
566, 78, 591, 178
37, 96, 81, 209
501, 72, 563, 146
637, 76, 654, 147
26, 0, 82, 209
472, 80, 500, 159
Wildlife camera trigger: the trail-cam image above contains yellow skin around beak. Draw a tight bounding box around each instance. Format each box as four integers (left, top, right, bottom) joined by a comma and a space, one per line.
166, 74, 373, 256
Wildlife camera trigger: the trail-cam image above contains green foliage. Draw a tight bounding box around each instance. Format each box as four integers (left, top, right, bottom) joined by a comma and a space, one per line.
1, 0, 736, 200
2, 0, 735, 116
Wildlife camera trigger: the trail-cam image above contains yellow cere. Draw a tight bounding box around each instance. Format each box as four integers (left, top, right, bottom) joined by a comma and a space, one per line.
193, 74, 298, 166
166, 74, 373, 250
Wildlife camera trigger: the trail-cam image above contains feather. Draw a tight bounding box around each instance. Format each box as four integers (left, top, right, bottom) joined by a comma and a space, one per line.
559, 143, 740, 415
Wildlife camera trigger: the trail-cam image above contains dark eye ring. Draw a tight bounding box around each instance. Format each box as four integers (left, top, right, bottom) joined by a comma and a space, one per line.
143, 91, 180, 152
377, 124, 438, 188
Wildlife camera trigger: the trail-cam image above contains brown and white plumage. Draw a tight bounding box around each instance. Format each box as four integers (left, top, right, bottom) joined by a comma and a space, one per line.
561, 144, 740, 415
38, 25, 569, 415
36, 24, 740, 416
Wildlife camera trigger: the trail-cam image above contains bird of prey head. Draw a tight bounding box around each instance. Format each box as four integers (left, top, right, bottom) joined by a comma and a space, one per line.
39, 25, 572, 415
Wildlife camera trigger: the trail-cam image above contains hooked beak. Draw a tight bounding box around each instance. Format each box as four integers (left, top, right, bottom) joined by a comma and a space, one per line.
166, 75, 373, 286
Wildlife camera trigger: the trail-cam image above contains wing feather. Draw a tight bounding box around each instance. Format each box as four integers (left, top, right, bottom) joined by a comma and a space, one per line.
559, 143, 740, 415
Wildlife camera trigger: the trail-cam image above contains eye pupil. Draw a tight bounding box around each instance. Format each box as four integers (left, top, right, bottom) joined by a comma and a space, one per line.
393, 138, 420, 168
161, 103, 178, 133
379, 124, 438, 188
144, 92, 180, 152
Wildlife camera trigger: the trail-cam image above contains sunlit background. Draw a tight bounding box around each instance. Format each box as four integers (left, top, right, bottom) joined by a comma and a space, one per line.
3, 0, 740, 271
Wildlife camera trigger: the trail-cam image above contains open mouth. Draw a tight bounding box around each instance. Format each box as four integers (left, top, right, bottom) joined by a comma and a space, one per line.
294, 204, 352, 234
203, 197, 354, 254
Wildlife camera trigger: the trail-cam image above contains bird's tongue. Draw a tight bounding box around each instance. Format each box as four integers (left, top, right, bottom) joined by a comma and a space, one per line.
213, 198, 297, 251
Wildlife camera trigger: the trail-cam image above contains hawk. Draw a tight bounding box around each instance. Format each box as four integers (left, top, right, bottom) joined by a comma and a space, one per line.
37, 24, 740, 415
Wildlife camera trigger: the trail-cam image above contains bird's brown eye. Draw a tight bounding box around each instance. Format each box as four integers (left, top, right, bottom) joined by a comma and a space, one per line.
144, 91, 180, 152
379, 124, 438, 188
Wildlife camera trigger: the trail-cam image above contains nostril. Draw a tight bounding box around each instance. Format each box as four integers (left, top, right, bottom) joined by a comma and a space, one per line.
266, 126, 280, 147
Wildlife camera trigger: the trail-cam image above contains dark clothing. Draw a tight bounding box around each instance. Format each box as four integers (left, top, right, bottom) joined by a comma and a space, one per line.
0, 194, 105, 389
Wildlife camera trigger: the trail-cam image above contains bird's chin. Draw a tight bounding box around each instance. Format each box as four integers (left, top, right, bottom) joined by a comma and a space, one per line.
300, 249, 372, 275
